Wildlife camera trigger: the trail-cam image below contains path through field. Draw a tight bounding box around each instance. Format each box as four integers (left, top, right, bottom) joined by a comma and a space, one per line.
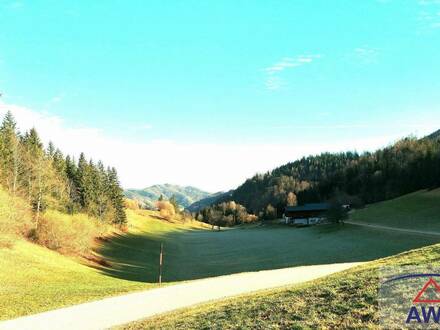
345, 221, 440, 236
0, 262, 362, 330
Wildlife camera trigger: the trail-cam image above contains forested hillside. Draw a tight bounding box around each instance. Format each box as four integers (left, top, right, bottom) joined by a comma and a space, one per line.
186, 190, 233, 212
0, 111, 126, 226
125, 184, 211, 209
226, 133, 440, 217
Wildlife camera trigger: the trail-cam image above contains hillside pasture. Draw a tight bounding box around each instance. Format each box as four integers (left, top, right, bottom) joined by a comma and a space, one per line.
350, 188, 440, 231
2, 198, 440, 320
95, 212, 440, 283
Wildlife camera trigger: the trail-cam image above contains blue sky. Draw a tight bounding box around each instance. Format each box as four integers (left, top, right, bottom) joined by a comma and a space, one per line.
1, 0, 440, 191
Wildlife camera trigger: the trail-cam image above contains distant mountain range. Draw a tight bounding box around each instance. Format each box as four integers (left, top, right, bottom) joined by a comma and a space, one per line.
125, 184, 213, 209
185, 190, 234, 212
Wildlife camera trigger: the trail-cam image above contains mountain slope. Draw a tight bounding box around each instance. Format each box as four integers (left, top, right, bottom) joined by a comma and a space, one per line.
349, 188, 440, 231
186, 190, 234, 212
221, 130, 440, 215
125, 184, 212, 209
427, 129, 440, 140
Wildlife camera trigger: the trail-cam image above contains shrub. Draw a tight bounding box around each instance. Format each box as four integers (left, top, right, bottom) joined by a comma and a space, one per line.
0, 189, 33, 247
36, 210, 107, 256
124, 198, 140, 210
156, 201, 176, 220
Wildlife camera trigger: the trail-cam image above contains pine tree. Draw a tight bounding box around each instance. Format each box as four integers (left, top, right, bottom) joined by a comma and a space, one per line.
47, 141, 55, 158
65, 155, 80, 213
169, 194, 179, 213
95, 161, 109, 221
0, 111, 21, 195
77, 153, 88, 208
107, 167, 126, 225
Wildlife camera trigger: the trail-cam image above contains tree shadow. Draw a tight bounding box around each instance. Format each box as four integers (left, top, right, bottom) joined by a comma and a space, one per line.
91, 229, 183, 283
90, 222, 440, 284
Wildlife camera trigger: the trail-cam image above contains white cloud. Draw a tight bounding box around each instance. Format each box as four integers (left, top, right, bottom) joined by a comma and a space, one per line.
263, 55, 320, 90
417, 0, 440, 31
265, 76, 282, 90
353, 46, 380, 64
0, 101, 428, 192
140, 123, 153, 130
48, 94, 65, 104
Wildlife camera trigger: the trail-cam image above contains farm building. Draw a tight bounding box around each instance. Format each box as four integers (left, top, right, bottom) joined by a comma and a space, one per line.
284, 203, 330, 226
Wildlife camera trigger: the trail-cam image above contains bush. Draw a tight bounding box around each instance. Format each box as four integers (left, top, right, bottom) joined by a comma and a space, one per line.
326, 203, 349, 224
36, 210, 107, 256
156, 201, 176, 220
124, 198, 140, 210
0, 189, 33, 247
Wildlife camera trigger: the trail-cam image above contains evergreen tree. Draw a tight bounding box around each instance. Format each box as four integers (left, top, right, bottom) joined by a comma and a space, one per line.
107, 167, 126, 225
169, 194, 179, 213
0, 112, 128, 227
0, 111, 21, 195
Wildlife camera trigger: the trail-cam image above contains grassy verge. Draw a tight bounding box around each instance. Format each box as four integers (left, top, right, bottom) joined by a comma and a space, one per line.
120, 243, 440, 329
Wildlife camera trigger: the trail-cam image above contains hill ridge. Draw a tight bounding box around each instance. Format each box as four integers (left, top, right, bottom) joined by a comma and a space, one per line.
125, 184, 212, 209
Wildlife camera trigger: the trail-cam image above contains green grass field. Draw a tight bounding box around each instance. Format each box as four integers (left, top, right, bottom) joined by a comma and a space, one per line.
2, 189, 440, 321
121, 243, 440, 329
97, 219, 440, 283
350, 188, 440, 231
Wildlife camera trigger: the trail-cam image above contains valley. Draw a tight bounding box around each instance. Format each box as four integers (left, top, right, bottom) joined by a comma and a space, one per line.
2, 188, 440, 324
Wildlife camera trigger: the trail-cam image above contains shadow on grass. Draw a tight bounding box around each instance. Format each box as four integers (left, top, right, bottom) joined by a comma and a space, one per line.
91, 222, 440, 284
91, 229, 183, 283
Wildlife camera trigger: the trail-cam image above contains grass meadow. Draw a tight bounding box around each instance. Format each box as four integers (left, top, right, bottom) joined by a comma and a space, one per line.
350, 188, 440, 231
121, 243, 440, 329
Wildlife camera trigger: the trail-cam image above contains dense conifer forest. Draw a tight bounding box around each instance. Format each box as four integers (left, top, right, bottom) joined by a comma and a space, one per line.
0, 111, 126, 225
221, 132, 440, 218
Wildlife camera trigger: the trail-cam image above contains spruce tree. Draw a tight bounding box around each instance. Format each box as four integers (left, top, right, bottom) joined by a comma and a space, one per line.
0, 111, 21, 195
107, 167, 126, 225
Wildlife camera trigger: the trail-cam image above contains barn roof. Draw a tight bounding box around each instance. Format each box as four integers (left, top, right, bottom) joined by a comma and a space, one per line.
285, 203, 331, 212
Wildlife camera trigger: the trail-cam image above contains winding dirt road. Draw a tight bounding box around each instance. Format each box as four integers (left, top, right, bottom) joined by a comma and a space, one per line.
0, 262, 361, 330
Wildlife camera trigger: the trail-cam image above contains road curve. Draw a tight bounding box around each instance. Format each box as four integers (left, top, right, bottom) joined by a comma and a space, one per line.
0, 262, 362, 330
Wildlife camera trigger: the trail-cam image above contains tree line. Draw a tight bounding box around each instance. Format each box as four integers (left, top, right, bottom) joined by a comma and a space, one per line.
194, 201, 258, 227
224, 132, 440, 218
0, 111, 126, 226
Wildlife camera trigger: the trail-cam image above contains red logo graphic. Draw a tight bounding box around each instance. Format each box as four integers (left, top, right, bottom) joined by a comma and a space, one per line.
413, 278, 440, 304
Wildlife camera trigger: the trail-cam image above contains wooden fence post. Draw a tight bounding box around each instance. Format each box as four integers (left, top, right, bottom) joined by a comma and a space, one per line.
158, 243, 163, 286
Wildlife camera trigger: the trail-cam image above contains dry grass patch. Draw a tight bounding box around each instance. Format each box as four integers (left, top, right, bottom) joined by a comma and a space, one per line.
36, 210, 110, 256
0, 189, 33, 247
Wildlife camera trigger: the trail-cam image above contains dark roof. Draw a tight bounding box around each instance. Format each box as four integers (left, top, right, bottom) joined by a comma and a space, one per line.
285, 203, 331, 212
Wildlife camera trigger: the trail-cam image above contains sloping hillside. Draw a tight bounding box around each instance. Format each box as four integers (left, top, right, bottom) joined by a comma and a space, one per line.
220, 131, 440, 215
350, 188, 440, 231
186, 190, 233, 212
427, 129, 440, 140
125, 184, 212, 209
0, 208, 208, 320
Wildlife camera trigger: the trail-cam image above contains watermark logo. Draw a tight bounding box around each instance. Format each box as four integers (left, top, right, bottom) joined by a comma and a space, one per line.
379, 267, 440, 329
